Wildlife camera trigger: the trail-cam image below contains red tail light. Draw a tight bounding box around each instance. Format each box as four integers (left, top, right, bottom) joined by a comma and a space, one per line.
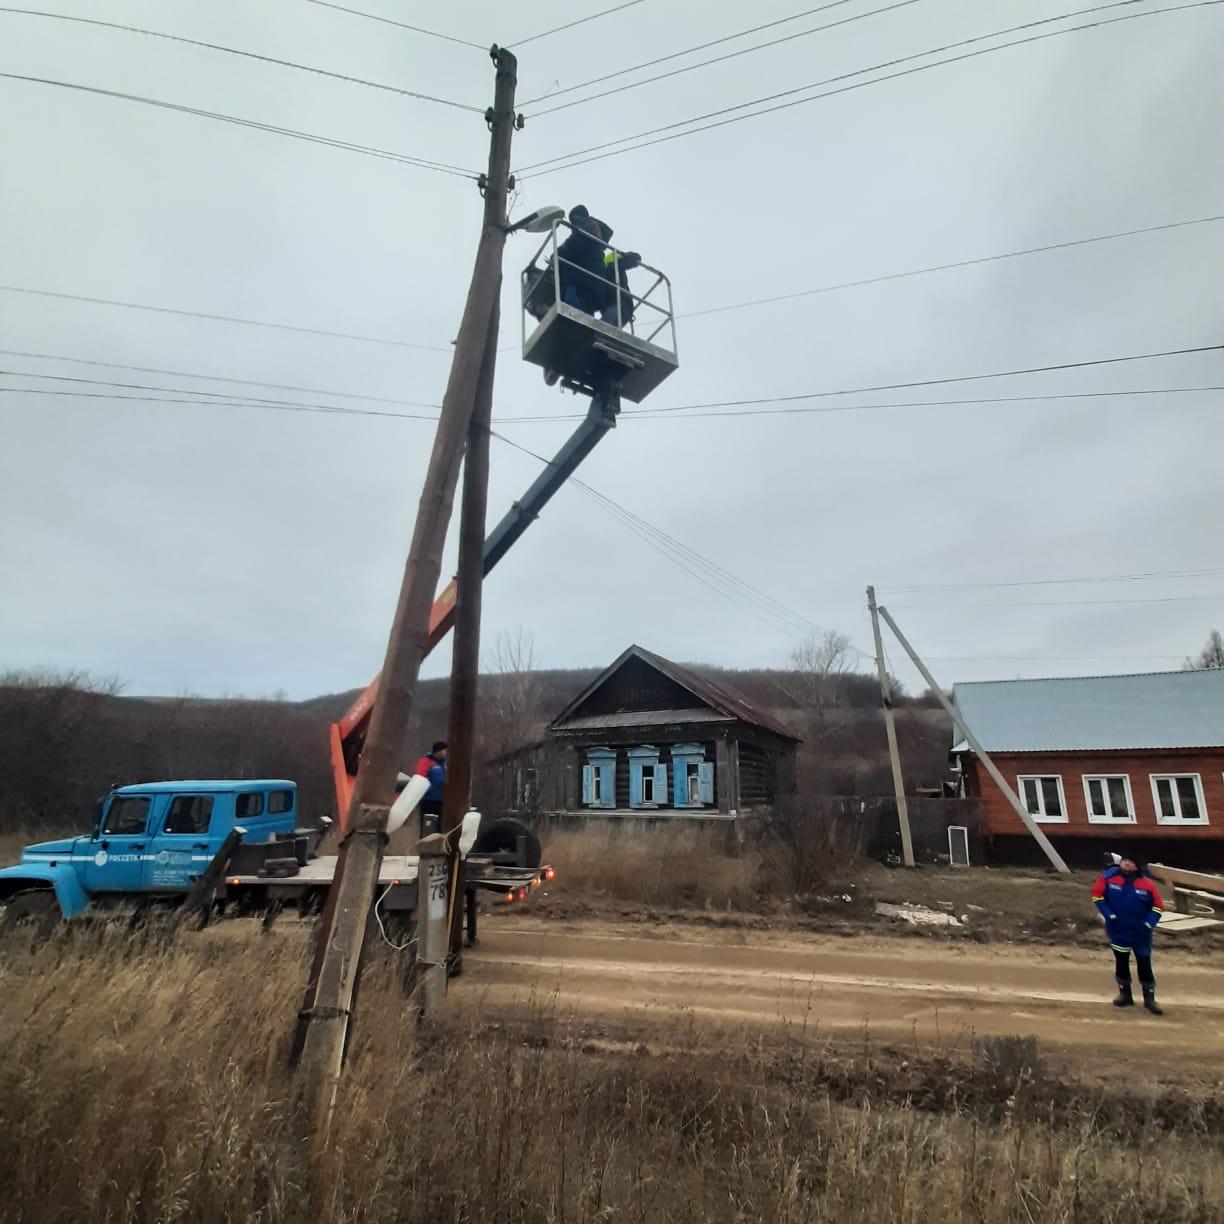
544, 867, 556, 881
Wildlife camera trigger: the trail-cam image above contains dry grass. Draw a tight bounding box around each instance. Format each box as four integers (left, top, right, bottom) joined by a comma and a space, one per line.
0, 922, 1221, 1222
544, 823, 762, 909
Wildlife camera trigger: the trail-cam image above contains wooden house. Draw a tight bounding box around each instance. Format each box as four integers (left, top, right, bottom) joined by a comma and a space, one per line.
952, 668, 1224, 865
489, 645, 799, 825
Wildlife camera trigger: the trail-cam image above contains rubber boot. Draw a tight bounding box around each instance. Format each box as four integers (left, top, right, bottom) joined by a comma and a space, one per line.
1142, 987, 1163, 1016
1113, 981, 1134, 1008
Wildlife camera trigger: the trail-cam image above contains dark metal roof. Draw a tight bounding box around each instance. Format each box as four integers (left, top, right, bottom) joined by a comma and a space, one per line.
551, 645, 801, 741
554, 708, 732, 732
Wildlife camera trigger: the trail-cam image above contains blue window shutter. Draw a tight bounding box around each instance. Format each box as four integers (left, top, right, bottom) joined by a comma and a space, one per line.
698, 762, 714, 804
674, 763, 688, 806
654, 763, 668, 806
629, 761, 642, 807
600, 761, 615, 807
582, 765, 593, 805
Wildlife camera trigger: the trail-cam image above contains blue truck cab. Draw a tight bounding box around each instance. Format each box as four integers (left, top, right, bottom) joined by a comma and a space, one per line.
0, 780, 300, 922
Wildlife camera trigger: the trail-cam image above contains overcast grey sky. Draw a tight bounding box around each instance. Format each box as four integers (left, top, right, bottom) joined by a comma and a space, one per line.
2, 0, 1222, 699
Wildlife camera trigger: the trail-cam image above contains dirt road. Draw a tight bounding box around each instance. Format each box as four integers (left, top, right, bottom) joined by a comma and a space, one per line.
465, 917, 1224, 1065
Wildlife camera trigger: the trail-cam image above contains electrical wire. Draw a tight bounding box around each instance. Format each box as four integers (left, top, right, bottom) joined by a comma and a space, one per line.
0, 6, 483, 112
924, 653, 1189, 661
0, 384, 439, 421
520, 0, 865, 105
302, 0, 487, 50
684, 213, 1224, 322
0, 74, 481, 179
890, 594, 1224, 609
629, 344, 1224, 414
885, 567, 1224, 592
0, 370, 440, 418
488, 427, 874, 656
528, 0, 923, 118
511, 0, 649, 49
0, 350, 442, 409
0, 283, 456, 351
516, 1, 1221, 176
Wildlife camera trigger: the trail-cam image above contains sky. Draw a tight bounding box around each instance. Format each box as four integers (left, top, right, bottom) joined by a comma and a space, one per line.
2, 0, 1222, 700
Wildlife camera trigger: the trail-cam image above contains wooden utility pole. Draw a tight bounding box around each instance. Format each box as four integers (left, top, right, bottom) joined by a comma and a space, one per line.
292, 45, 518, 1150
874, 602, 1070, 874
867, 586, 914, 867
440, 291, 500, 972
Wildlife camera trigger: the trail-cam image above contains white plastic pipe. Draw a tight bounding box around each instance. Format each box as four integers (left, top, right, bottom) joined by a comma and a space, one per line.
459, 809, 482, 858
386, 774, 430, 835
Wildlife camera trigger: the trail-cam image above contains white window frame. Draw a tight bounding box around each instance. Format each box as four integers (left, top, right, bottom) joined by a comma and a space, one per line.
641, 771, 655, 804
1082, 774, 1136, 825
590, 769, 603, 805
1017, 774, 1068, 824
1150, 773, 1208, 825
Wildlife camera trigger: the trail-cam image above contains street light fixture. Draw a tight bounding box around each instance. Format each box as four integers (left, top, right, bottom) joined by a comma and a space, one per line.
505, 204, 565, 234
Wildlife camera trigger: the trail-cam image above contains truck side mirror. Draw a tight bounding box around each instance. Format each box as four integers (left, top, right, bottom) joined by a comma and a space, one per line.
92, 797, 104, 839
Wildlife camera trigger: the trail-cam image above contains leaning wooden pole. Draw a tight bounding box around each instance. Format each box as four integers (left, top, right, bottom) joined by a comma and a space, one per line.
874, 603, 1070, 874
291, 45, 518, 1151
867, 586, 914, 867
441, 290, 500, 975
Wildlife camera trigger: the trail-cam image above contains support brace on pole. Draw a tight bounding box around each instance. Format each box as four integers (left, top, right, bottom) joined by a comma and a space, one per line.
875, 603, 1071, 874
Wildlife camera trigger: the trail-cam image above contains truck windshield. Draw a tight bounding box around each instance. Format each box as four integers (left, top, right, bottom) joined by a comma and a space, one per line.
104, 797, 151, 836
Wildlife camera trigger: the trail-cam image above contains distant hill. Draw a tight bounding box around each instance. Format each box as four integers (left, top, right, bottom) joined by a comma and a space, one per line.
0, 665, 949, 832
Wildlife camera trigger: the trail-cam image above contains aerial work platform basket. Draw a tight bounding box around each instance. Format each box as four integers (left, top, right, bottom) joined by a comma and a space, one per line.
521, 218, 678, 403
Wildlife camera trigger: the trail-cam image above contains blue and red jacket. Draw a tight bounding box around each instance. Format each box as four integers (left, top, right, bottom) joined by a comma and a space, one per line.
414, 753, 446, 802
1092, 866, 1162, 950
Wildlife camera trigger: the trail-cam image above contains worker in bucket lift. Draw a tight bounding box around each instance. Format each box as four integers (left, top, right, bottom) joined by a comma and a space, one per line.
1091, 853, 1164, 1014
544, 205, 642, 385
413, 740, 447, 836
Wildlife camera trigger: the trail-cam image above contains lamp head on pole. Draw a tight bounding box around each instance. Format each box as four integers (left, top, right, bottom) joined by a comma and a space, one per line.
505, 205, 564, 234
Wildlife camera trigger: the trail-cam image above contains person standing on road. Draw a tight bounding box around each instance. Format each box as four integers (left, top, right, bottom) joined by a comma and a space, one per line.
414, 741, 447, 836
1092, 854, 1164, 1014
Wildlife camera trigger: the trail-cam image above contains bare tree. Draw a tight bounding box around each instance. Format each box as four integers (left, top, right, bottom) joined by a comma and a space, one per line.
1185, 629, 1224, 670
481, 629, 546, 758
779, 631, 855, 736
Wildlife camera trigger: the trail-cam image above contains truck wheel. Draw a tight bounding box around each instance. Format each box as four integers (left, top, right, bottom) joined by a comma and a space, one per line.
2, 890, 61, 940
472, 817, 542, 868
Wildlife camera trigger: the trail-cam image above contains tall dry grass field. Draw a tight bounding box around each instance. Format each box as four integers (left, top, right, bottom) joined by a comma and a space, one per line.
0, 922, 1220, 1222
543, 824, 762, 909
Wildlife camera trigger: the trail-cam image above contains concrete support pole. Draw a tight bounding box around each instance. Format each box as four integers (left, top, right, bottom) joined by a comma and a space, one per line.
867, 586, 915, 867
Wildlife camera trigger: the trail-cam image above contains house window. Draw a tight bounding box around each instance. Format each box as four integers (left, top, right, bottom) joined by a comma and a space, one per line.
516, 767, 538, 809
1083, 775, 1134, 824
629, 746, 666, 808
1017, 775, 1067, 823
1151, 774, 1207, 825
671, 743, 714, 807
582, 748, 616, 809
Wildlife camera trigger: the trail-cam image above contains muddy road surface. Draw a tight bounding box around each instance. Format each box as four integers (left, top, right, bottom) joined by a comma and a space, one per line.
465, 917, 1224, 1066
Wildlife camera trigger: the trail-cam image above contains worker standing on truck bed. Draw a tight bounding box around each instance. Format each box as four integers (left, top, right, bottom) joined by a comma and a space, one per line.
1092, 854, 1164, 1014
414, 741, 447, 835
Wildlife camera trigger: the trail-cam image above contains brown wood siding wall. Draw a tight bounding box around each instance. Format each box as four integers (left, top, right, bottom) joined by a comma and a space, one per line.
965, 749, 1224, 839
738, 740, 776, 806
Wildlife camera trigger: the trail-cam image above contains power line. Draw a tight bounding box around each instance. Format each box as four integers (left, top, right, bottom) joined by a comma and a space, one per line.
886, 567, 1224, 592
302, 0, 487, 50
521, 0, 864, 106
0, 74, 480, 179
625, 344, 1224, 415
0, 283, 455, 351
512, 0, 649, 49
0, 384, 438, 422
516, 1, 1220, 176
614, 386, 1224, 423
0, 369, 440, 418
925, 653, 1189, 661
488, 428, 867, 649
528, 0, 923, 118
684, 213, 1224, 321
0, 350, 441, 409
1, 6, 483, 112
889, 594, 1224, 609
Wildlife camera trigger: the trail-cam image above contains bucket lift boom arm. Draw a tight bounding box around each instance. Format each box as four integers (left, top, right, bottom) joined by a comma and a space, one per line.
329, 387, 621, 824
